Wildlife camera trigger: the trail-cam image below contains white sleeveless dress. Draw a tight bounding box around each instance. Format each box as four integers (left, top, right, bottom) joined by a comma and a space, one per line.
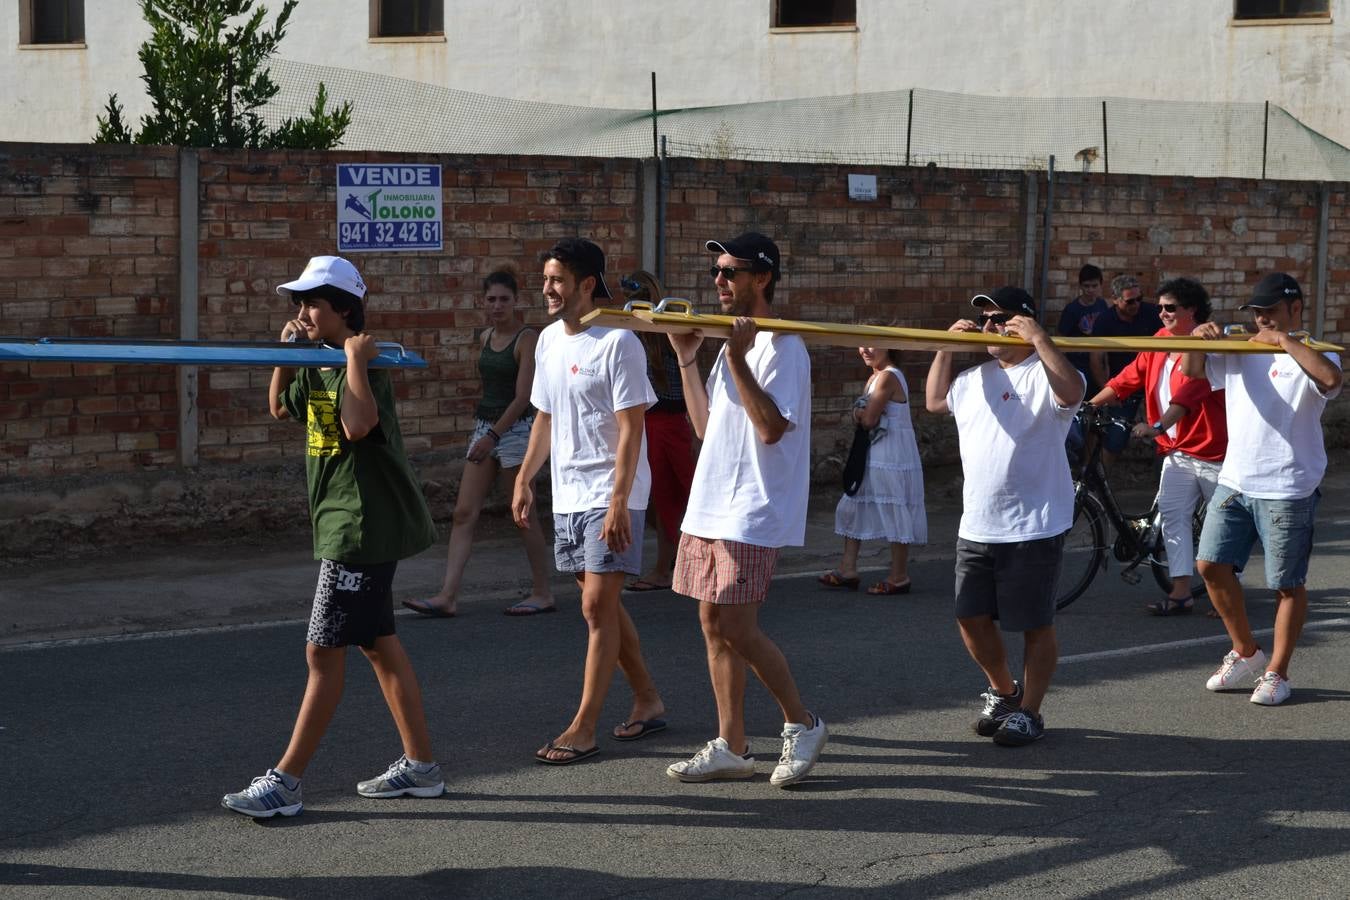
834, 366, 928, 544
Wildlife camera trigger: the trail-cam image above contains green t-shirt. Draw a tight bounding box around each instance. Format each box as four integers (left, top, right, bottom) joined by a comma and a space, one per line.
282, 366, 437, 564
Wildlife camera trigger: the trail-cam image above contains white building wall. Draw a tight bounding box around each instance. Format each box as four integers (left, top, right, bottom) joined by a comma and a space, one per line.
4, 0, 1349, 146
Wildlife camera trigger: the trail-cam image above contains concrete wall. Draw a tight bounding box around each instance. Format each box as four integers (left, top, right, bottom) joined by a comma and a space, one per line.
6, 2, 1350, 147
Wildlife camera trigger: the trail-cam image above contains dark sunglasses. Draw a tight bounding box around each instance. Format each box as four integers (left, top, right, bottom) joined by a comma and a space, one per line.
1158, 302, 1185, 312
709, 265, 757, 280
979, 312, 1014, 326
1122, 295, 1142, 305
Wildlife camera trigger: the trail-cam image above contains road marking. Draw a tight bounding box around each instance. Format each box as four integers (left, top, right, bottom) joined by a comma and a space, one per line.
1060, 617, 1350, 664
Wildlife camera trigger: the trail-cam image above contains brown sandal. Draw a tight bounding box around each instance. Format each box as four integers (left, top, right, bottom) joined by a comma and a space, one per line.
867, 580, 912, 595
818, 570, 860, 590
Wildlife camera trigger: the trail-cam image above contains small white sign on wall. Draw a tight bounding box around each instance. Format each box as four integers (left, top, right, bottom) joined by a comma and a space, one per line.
848, 173, 878, 201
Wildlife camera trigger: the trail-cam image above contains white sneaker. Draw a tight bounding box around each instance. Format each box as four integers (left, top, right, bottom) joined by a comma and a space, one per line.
1206, 649, 1268, 692
666, 738, 755, 783
770, 714, 827, 787
1250, 671, 1292, 706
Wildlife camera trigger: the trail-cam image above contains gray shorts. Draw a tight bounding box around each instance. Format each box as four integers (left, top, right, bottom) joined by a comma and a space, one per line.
953, 535, 1063, 632
553, 508, 645, 575
469, 416, 533, 469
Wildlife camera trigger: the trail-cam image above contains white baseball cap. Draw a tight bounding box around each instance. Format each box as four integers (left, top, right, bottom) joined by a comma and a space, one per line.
276, 256, 367, 300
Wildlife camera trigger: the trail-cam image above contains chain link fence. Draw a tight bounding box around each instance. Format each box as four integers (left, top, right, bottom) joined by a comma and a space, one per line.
267, 58, 1350, 180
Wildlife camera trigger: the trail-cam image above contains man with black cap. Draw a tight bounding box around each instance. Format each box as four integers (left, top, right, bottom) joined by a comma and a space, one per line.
925, 286, 1085, 746
1183, 272, 1342, 706
665, 231, 828, 787
512, 237, 667, 763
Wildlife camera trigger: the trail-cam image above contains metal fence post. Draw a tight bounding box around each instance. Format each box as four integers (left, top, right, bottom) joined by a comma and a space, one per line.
1262, 100, 1270, 180
905, 89, 913, 167
1101, 101, 1110, 176
1038, 155, 1055, 321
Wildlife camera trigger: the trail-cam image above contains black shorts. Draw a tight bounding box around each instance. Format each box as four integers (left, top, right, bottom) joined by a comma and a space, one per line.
953, 535, 1063, 632
306, 559, 398, 649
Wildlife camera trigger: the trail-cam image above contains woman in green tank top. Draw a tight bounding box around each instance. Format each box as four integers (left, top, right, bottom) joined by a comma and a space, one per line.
404, 265, 556, 617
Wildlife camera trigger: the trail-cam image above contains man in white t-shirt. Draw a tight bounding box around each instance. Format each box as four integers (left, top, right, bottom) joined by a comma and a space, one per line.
665, 231, 827, 788
511, 238, 666, 763
1182, 273, 1342, 706
925, 286, 1085, 747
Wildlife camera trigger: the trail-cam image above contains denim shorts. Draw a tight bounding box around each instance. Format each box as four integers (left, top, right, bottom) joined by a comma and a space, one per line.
1196, 486, 1319, 590
553, 507, 645, 575
469, 416, 533, 469
1198, 485, 1312, 591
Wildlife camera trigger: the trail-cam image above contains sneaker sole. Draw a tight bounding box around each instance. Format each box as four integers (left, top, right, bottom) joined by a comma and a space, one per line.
222, 799, 302, 818
665, 767, 755, 783
357, 783, 445, 799
769, 741, 827, 787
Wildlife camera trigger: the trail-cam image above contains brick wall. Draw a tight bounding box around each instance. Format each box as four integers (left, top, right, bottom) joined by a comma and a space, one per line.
0, 145, 180, 478
1, 144, 1345, 484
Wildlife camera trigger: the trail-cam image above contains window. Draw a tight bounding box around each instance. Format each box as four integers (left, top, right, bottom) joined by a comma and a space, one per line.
1233, 0, 1330, 19
20, 0, 84, 44
774, 0, 856, 28
371, 0, 444, 37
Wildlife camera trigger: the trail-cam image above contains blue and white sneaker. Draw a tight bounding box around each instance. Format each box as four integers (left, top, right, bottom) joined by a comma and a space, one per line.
221, 769, 303, 818
993, 710, 1045, 747
357, 755, 445, 798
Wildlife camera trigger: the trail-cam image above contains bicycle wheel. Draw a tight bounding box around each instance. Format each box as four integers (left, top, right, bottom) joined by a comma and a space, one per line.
1056, 490, 1108, 610
1149, 503, 1209, 599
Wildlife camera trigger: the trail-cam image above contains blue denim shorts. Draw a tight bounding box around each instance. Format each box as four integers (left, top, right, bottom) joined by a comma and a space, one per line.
553, 507, 645, 575
1196, 486, 1319, 589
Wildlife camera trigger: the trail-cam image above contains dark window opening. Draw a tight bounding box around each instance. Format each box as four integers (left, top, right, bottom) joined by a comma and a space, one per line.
774, 0, 857, 28
377, 0, 444, 36
1234, 0, 1330, 19
28, 0, 84, 43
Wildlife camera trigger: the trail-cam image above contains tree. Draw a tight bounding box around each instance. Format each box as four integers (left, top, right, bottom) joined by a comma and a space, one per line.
94, 0, 352, 150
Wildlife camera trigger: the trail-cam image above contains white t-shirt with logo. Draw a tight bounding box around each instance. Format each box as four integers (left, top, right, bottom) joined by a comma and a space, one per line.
946, 354, 1080, 543
681, 332, 812, 548
531, 321, 655, 514
1206, 350, 1341, 499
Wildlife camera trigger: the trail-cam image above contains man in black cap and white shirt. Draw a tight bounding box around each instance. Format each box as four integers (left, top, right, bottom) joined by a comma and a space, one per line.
665, 231, 828, 787
925, 286, 1085, 746
1183, 272, 1342, 706
512, 237, 667, 764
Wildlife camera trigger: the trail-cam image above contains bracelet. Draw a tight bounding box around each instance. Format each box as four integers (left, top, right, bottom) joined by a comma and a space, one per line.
485, 428, 501, 442
677, 357, 698, 368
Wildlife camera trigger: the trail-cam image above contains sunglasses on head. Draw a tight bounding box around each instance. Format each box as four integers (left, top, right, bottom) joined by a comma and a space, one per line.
709, 265, 758, 280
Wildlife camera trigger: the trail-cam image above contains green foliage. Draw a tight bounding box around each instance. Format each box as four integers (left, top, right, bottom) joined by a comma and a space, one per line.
93, 0, 352, 149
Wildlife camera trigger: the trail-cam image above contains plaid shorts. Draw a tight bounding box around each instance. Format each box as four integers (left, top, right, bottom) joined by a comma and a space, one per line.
672, 534, 780, 605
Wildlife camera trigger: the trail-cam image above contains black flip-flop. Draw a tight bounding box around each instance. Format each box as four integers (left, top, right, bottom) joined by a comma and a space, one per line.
534, 742, 600, 765
402, 598, 456, 618
504, 602, 557, 617
1146, 598, 1194, 617
612, 718, 668, 742
625, 579, 672, 592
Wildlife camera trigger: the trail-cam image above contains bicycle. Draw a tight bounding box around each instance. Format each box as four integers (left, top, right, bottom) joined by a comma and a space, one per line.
1055, 404, 1208, 610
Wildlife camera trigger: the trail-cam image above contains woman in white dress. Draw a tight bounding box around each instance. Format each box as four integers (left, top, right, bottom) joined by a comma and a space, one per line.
820, 345, 928, 594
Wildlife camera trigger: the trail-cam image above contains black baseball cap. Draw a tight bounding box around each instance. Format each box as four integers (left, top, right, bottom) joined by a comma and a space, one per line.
971, 286, 1036, 316
541, 237, 611, 299
706, 231, 781, 281
1239, 272, 1303, 310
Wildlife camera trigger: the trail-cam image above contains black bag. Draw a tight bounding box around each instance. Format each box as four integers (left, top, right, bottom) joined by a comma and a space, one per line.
841, 425, 870, 496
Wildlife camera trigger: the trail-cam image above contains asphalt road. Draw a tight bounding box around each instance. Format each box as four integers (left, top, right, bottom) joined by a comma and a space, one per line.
3, 502, 1350, 899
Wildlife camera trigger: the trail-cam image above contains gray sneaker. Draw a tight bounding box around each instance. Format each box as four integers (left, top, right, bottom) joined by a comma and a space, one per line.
974, 681, 1023, 737
221, 769, 303, 818
357, 755, 445, 799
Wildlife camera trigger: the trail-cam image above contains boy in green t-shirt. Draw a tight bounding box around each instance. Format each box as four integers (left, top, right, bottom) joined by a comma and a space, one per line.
222, 256, 442, 818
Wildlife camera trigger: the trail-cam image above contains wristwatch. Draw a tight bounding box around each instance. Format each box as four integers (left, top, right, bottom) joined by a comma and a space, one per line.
1150, 421, 1163, 434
